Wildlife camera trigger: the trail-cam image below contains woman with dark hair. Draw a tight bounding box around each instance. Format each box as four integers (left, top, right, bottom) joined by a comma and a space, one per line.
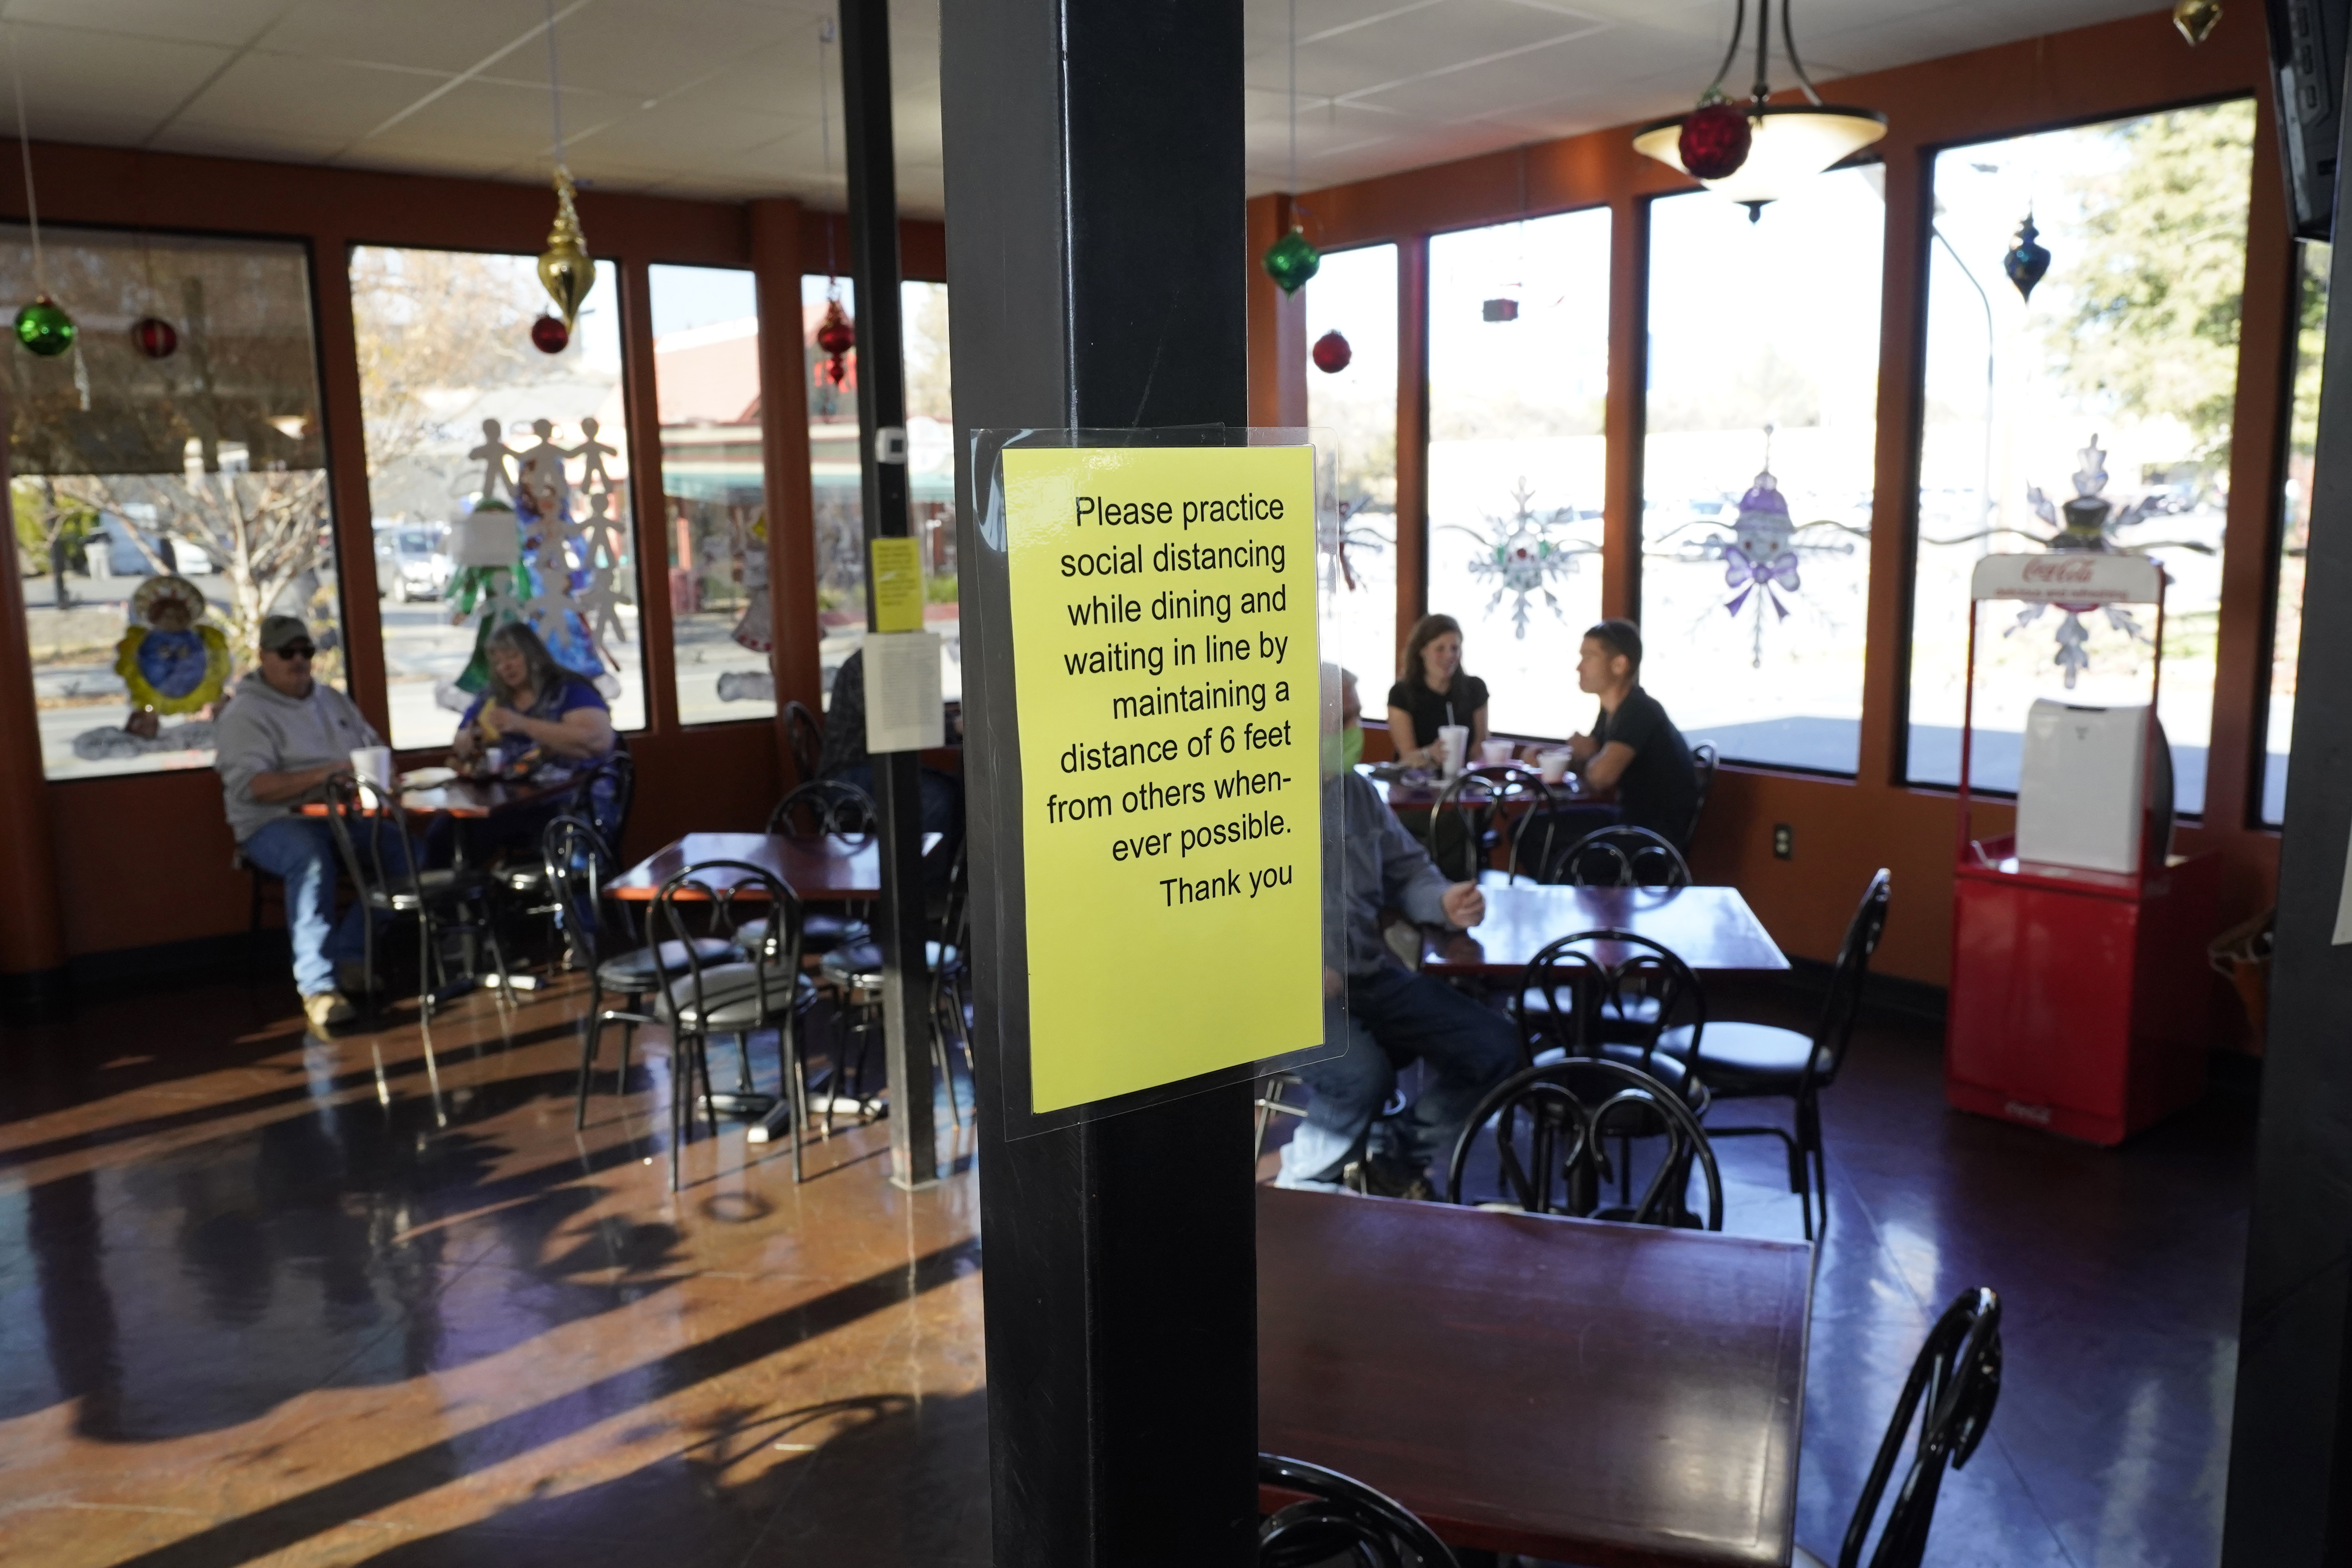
1385, 613, 1489, 772
442, 622, 621, 865
452, 620, 617, 773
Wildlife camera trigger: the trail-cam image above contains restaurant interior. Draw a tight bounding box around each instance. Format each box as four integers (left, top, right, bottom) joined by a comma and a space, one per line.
0, 0, 2347, 1563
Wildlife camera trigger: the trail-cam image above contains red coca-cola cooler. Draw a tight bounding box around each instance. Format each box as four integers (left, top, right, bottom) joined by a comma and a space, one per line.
1943, 551, 2217, 1146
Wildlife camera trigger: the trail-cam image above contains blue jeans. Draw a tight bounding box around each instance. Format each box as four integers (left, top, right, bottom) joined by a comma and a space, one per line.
1278, 966, 1521, 1187
242, 817, 377, 997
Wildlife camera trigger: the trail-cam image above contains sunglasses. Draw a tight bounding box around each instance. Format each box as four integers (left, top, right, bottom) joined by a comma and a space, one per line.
272, 644, 316, 660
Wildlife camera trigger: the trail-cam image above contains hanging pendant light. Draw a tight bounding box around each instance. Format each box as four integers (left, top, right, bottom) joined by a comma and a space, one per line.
1633, 0, 1886, 220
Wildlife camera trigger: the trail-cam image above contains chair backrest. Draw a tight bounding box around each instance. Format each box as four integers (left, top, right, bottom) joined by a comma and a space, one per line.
768, 778, 877, 842
1428, 766, 1556, 883
1513, 928, 1705, 1080
1258, 1453, 1459, 1568
578, 743, 635, 849
1809, 869, 1892, 1088
540, 813, 621, 969
1444, 1057, 1723, 1229
322, 773, 426, 906
654, 860, 806, 1031
1550, 825, 1691, 890
784, 700, 825, 786
1831, 1286, 2002, 1568
1687, 741, 1719, 848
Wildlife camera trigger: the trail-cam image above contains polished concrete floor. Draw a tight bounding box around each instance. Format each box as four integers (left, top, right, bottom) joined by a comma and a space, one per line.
0, 965, 2251, 1567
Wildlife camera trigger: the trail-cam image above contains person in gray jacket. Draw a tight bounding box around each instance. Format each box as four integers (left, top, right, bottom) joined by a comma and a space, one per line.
214, 615, 385, 1032
1278, 667, 1519, 1196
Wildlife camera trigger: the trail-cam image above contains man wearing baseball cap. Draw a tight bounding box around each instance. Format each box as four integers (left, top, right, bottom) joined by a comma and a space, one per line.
213, 615, 385, 1032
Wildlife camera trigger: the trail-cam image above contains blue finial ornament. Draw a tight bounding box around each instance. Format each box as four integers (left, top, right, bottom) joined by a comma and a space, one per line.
2004, 212, 2051, 302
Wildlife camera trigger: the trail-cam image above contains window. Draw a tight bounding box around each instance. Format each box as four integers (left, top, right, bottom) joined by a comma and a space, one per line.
1304, 244, 1399, 693
2263, 240, 2327, 826
5, 225, 338, 782
802, 274, 958, 711
1641, 168, 1883, 775
349, 247, 643, 752
650, 264, 772, 727
1906, 103, 2255, 814
1425, 209, 1609, 737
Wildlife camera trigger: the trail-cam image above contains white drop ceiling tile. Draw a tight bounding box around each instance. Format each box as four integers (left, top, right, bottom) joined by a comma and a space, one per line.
169, 53, 438, 142
9, 21, 235, 128
5, 0, 290, 48
529, 2, 809, 99
565, 103, 809, 164
1352, 31, 1686, 122
254, 0, 549, 75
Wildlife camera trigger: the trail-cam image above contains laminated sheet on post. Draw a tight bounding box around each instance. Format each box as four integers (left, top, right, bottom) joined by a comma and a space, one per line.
970, 427, 1348, 1131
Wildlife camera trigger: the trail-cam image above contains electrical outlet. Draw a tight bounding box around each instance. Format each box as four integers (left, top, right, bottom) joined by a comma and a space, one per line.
1772, 823, 1794, 860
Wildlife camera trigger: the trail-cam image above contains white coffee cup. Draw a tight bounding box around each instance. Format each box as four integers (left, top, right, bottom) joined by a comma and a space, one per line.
1480, 738, 1515, 767
1437, 724, 1469, 780
1538, 749, 1572, 786
349, 745, 394, 795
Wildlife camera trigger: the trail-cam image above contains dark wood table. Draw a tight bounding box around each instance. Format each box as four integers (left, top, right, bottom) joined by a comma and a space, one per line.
1423, 883, 1789, 979
1257, 1184, 1813, 1565
298, 775, 573, 819
1366, 759, 1590, 811
604, 830, 938, 902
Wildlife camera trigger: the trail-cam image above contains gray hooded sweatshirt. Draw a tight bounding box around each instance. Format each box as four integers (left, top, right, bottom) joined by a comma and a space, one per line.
213, 671, 384, 844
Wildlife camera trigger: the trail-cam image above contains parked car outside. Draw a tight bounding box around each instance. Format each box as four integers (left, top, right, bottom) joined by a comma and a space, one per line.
375, 524, 452, 602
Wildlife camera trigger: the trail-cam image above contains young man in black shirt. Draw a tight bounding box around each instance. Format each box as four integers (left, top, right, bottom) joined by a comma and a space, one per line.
1567, 619, 1698, 847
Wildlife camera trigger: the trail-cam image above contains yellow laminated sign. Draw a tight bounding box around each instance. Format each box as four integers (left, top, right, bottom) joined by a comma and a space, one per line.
1003, 445, 1323, 1112
869, 536, 925, 633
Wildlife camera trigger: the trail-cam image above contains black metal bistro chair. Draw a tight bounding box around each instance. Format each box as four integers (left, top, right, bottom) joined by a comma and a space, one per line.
755, 779, 878, 958
1426, 765, 1556, 883
651, 861, 810, 1189
1548, 824, 1692, 890
541, 815, 741, 1130
1510, 929, 1706, 1098
816, 838, 972, 1126
1797, 1287, 2003, 1568
322, 774, 513, 1113
784, 699, 824, 787
495, 744, 635, 967
1444, 1056, 1723, 1230
1258, 1453, 1459, 1568
1686, 740, 1719, 850
1659, 868, 1891, 1242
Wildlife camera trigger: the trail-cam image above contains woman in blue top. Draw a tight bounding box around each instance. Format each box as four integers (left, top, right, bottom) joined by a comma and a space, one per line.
447, 622, 619, 862
453, 621, 616, 776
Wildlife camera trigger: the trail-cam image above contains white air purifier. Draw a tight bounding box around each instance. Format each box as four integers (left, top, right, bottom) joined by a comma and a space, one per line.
2014, 700, 2151, 875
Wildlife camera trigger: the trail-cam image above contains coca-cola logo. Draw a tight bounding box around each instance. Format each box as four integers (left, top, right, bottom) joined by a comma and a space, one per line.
2021, 557, 2097, 583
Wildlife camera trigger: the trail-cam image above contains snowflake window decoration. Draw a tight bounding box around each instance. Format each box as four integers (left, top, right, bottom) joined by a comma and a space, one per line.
1925, 434, 2212, 688
1441, 480, 1600, 638
1650, 429, 1862, 668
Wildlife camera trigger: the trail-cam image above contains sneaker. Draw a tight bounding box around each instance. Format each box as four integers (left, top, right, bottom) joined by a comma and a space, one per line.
303, 991, 354, 1032
1346, 1156, 1433, 1202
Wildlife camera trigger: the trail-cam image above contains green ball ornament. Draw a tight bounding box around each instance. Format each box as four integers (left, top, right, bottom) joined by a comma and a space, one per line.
1262, 226, 1321, 296
15, 295, 75, 357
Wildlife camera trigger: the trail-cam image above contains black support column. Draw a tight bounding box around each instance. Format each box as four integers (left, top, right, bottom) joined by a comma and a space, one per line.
2222, 102, 2352, 1567
840, 0, 936, 1190
941, 2, 1258, 1563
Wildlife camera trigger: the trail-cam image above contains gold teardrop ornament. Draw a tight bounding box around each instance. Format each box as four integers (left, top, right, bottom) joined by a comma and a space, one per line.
2172, 0, 2222, 46
537, 166, 594, 331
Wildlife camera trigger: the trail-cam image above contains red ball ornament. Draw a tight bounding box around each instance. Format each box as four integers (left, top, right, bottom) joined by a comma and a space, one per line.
530, 314, 571, 354
1311, 329, 1353, 374
1678, 101, 1752, 182
131, 316, 178, 359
